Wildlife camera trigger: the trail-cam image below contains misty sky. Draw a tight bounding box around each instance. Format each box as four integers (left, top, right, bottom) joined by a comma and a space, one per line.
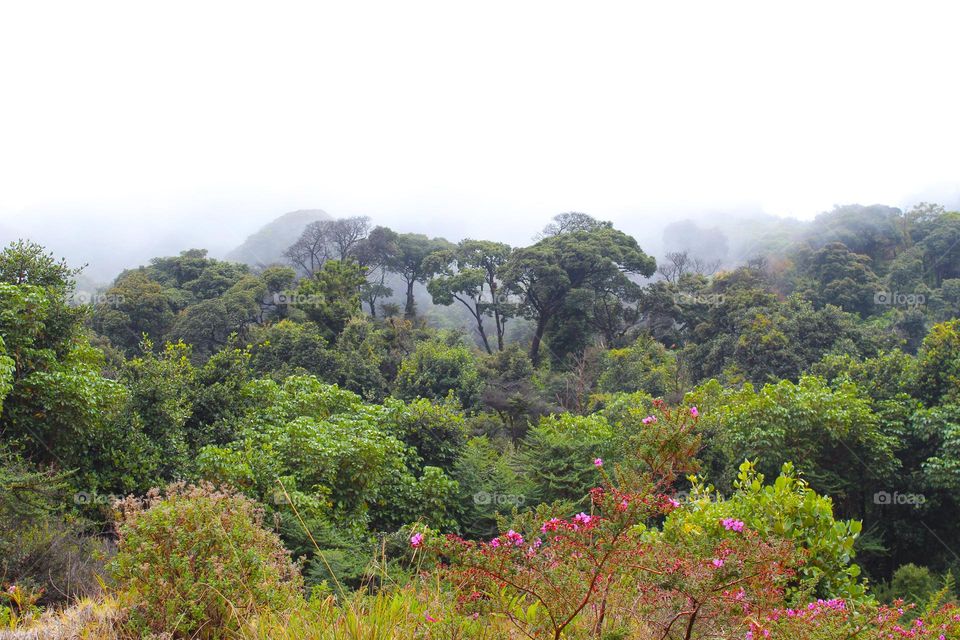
2, 1, 960, 278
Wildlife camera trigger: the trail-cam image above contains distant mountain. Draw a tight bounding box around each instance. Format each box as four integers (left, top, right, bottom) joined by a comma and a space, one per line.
226, 209, 330, 268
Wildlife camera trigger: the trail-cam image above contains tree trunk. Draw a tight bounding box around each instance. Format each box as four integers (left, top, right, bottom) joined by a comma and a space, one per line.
475, 314, 493, 354
529, 313, 549, 366
404, 280, 416, 317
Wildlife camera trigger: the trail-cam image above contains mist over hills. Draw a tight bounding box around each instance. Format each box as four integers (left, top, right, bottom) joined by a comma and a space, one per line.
225, 209, 330, 268
1, 192, 955, 288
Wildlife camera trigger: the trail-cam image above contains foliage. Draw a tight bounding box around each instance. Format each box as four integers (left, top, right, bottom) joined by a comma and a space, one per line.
110, 483, 303, 639
394, 334, 482, 407
699, 376, 899, 504
673, 461, 867, 602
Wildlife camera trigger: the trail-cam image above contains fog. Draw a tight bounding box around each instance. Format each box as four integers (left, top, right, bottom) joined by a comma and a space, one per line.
2, 1, 959, 281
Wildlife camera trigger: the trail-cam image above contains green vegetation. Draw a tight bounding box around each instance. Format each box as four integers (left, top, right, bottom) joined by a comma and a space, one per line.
5, 205, 960, 637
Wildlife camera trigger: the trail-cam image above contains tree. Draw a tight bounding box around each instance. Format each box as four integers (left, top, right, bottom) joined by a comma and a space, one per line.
327, 216, 372, 260
0, 244, 129, 477
92, 270, 175, 353
796, 242, 880, 316
0, 239, 82, 289
284, 220, 333, 276
503, 215, 656, 365
539, 211, 609, 237
657, 250, 720, 283
294, 259, 366, 341
284, 217, 373, 279
915, 320, 960, 405
517, 413, 615, 505
697, 376, 899, 510
355, 226, 400, 317
426, 239, 514, 353
387, 233, 454, 317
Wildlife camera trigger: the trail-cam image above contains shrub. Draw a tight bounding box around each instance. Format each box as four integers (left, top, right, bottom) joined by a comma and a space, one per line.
110, 482, 303, 639
882, 563, 939, 605
394, 336, 482, 407
0, 456, 108, 608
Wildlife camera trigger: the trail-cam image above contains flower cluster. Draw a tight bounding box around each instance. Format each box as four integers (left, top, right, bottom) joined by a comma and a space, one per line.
722, 517, 746, 533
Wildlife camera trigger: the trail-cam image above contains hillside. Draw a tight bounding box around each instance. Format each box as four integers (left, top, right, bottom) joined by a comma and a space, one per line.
225, 209, 330, 267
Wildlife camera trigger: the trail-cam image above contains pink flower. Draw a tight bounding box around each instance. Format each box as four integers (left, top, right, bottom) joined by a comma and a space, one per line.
506, 529, 524, 546
721, 518, 745, 533
541, 518, 561, 533
425, 613, 437, 623
409, 533, 424, 548
573, 512, 593, 527
489, 538, 501, 548
668, 497, 680, 509
712, 558, 725, 568
690, 406, 699, 418
593, 457, 603, 467
642, 415, 658, 425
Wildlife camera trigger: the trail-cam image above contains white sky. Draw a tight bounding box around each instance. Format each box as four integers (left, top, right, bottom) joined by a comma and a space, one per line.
1, 0, 960, 263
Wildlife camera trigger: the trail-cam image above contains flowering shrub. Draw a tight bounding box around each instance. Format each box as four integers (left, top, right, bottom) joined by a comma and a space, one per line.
750, 600, 960, 639
413, 402, 960, 639
666, 461, 867, 602
424, 404, 805, 639
110, 483, 303, 639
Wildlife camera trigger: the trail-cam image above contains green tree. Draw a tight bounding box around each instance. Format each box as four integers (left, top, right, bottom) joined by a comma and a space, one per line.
426, 239, 514, 353
92, 270, 175, 353
503, 215, 656, 365
698, 376, 899, 510
0, 275, 127, 483
394, 335, 482, 407
386, 232, 454, 317
517, 413, 614, 505
915, 320, 960, 405
294, 259, 366, 341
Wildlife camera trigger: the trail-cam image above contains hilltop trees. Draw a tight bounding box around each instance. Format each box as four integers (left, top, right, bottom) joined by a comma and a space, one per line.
503, 215, 656, 365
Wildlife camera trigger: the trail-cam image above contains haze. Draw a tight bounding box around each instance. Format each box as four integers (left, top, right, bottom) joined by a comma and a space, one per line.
2, 0, 959, 279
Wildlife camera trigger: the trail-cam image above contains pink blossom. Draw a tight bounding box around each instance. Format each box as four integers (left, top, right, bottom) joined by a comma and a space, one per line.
712, 558, 724, 568
690, 406, 700, 418
642, 415, 658, 425
409, 533, 424, 548
541, 518, 561, 533
721, 518, 745, 533
506, 529, 524, 546
425, 613, 437, 623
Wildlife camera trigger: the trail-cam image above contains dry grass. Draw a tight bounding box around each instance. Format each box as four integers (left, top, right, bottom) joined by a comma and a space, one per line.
0, 598, 124, 640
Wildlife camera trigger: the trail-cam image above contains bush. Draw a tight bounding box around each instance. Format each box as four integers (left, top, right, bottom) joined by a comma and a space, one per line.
110, 483, 303, 639
0, 456, 108, 608
394, 336, 482, 407
881, 563, 939, 605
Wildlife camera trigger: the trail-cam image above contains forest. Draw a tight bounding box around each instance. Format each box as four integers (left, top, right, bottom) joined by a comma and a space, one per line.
4, 204, 960, 638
